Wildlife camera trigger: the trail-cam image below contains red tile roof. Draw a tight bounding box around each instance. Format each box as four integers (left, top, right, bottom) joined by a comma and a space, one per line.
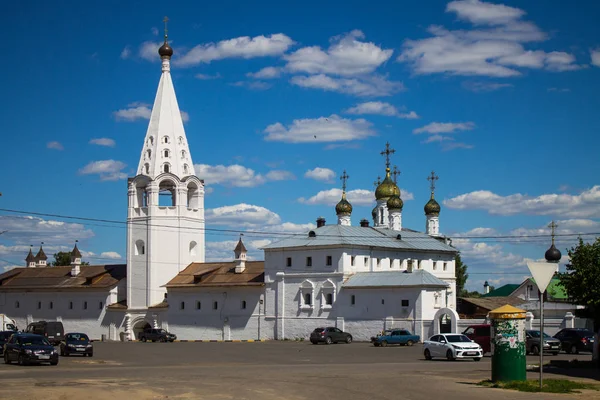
0, 264, 126, 290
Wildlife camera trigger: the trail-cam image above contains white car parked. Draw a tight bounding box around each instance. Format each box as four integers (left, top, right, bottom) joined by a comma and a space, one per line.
423, 333, 483, 361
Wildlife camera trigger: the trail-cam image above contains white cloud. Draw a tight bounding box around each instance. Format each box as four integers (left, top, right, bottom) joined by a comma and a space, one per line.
176, 34, 294, 67
100, 251, 122, 259
195, 164, 266, 187
263, 114, 375, 143
265, 170, 295, 181
305, 167, 336, 182
547, 88, 570, 93
246, 67, 281, 79
398, 1, 580, 77
284, 30, 393, 76
120, 46, 132, 59
290, 74, 403, 97
444, 185, 600, 218
0, 215, 95, 248
47, 141, 64, 151
151, 27, 159, 36
79, 160, 128, 181
269, 222, 317, 233
139, 41, 163, 62
89, 138, 116, 147
591, 49, 600, 67
205, 204, 281, 227
344, 101, 419, 119
113, 104, 152, 121
180, 111, 190, 123
298, 187, 414, 206
195, 73, 222, 80
462, 81, 514, 92
413, 122, 475, 134
230, 81, 272, 90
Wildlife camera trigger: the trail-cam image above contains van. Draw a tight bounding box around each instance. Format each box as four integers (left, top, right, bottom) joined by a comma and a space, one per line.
462, 324, 491, 353
26, 321, 64, 346
0, 314, 18, 331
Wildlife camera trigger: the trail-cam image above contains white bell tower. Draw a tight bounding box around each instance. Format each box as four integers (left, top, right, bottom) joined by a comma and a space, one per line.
126, 22, 205, 309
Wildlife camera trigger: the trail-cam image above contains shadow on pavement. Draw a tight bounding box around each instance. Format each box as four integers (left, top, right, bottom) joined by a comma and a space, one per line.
542, 360, 600, 381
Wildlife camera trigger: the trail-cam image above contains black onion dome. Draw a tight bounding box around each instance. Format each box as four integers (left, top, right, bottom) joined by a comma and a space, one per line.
544, 244, 562, 262
335, 193, 353, 215
424, 194, 441, 215
387, 194, 403, 211
158, 40, 173, 58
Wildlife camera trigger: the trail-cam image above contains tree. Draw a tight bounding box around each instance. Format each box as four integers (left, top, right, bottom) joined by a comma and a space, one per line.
51, 252, 89, 267
559, 237, 600, 330
455, 253, 469, 297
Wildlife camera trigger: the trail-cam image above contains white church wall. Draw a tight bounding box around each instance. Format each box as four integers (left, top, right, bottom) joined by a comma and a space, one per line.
166, 287, 267, 340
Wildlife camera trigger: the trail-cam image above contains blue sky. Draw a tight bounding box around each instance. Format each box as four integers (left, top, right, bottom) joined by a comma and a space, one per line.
1, 0, 599, 291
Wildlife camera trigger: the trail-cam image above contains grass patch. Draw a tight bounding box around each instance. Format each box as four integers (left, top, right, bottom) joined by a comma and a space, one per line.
478, 379, 600, 393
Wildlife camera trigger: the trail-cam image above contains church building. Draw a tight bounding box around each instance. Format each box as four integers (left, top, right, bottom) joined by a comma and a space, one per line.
0, 25, 459, 342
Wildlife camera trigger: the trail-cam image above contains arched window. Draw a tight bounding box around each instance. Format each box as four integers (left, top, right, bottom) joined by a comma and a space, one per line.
164, 149, 170, 158
144, 163, 150, 174
321, 279, 335, 309
163, 163, 170, 173
183, 164, 189, 175
146, 149, 151, 160
181, 150, 186, 159
187, 182, 199, 209
159, 179, 176, 206
163, 136, 169, 144
189, 241, 197, 257
135, 240, 145, 255
178, 136, 183, 145
299, 280, 314, 310
148, 136, 154, 146
304, 293, 312, 305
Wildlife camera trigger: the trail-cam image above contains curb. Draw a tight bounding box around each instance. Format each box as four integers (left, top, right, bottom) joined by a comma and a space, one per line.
174, 339, 266, 343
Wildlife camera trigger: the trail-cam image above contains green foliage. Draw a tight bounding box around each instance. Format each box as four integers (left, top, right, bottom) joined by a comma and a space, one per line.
462, 290, 482, 298
558, 237, 600, 329
478, 379, 599, 393
51, 252, 90, 267
455, 253, 469, 297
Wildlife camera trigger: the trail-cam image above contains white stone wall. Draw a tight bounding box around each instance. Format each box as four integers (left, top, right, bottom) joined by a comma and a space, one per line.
0, 290, 126, 340
166, 287, 267, 340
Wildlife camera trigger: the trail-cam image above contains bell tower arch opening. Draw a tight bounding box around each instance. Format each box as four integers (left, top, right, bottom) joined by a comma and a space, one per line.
158, 179, 177, 207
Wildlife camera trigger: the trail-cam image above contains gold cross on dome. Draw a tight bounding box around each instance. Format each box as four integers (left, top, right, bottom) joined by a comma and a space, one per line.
380, 142, 396, 169
548, 220, 558, 245
373, 176, 381, 188
163, 16, 169, 38
392, 165, 400, 184
427, 171, 439, 193
340, 170, 349, 192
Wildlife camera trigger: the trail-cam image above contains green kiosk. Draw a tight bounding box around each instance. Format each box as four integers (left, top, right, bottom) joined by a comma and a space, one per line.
489, 304, 527, 382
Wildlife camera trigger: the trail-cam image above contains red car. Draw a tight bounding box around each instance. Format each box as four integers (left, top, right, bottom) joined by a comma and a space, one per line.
462, 324, 491, 353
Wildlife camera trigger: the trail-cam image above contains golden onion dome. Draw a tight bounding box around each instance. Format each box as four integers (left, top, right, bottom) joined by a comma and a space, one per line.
375, 168, 400, 200
335, 192, 353, 215
387, 194, 404, 211
424, 193, 441, 215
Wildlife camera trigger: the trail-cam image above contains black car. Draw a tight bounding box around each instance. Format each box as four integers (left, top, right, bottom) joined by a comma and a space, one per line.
553, 328, 595, 354
60, 333, 93, 357
310, 327, 352, 345
138, 328, 177, 342
525, 330, 561, 355
3, 333, 59, 366
0, 331, 15, 355
26, 321, 64, 346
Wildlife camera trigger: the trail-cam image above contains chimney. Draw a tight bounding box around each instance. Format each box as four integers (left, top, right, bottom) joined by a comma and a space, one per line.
360, 219, 369, 227
484, 281, 490, 294
316, 217, 326, 228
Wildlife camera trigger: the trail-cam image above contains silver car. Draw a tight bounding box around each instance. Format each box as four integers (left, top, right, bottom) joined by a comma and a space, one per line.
526, 330, 561, 355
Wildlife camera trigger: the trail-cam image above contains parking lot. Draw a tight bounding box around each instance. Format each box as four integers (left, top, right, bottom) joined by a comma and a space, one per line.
0, 341, 597, 400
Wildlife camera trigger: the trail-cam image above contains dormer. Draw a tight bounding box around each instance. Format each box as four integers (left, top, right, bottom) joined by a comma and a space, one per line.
70, 241, 82, 276
35, 244, 48, 267
234, 238, 247, 273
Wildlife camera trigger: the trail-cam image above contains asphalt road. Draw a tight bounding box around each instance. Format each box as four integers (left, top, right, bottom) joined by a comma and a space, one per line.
0, 341, 597, 400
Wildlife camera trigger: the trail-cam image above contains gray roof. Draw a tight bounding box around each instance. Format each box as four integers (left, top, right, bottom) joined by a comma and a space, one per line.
262, 225, 456, 253
343, 270, 450, 288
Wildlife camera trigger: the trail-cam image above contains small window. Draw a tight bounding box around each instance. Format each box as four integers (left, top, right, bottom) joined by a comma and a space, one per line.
196, 301, 201, 310
401, 300, 409, 307
213, 301, 218, 310
49, 301, 53, 309
135, 240, 145, 255
375, 258, 379, 267
69, 301, 73, 310
417, 260, 421, 269
364, 257, 369, 266
148, 136, 154, 146
381, 299, 385, 305
180, 301, 185, 310
303, 293, 312, 305
306, 257, 312, 267
99, 301, 103, 310
163, 136, 169, 144
325, 293, 333, 305
37, 301, 41, 309
183, 164, 189, 174
181, 150, 186, 159
15, 301, 19, 308
350, 295, 355, 305
144, 163, 150, 174
443, 262, 447, 271
164, 149, 170, 158
241, 300, 247, 309
178, 136, 183, 145
286, 257, 292, 267
163, 163, 170, 173
326, 256, 332, 266
433, 261, 437, 271
83, 301, 88, 310
351, 256, 355, 266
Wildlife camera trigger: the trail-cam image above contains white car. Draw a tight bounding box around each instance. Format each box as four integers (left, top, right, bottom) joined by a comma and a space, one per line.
423, 333, 483, 361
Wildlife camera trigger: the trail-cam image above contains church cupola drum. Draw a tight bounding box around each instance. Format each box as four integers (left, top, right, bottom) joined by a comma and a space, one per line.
127, 18, 206, 310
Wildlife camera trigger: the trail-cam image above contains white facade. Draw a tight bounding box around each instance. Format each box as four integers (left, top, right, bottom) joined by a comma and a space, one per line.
426, 214, 439, 236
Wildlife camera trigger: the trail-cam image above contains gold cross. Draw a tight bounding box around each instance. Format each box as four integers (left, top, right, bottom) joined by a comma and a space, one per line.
373, 176, 381, 188
163, 16, 169, 39
548, 220, 558, 245
340, 170, 349, 192
380, 142, 396, 169
427, 171, 439, 193
392, 165, 400, 184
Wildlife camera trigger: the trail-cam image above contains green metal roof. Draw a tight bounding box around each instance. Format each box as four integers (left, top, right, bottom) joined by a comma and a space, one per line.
482, 284, 520, 297
531, 277, 567, 300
